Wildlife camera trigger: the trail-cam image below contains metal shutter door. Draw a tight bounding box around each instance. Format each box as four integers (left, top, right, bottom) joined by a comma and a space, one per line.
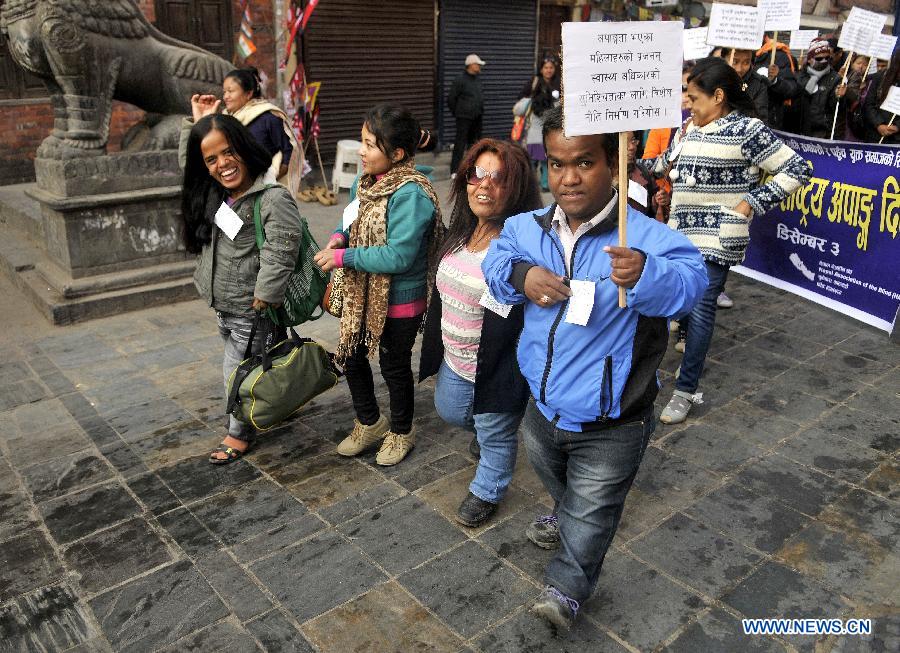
438, 0, 537, 145
304, 0, 436, 166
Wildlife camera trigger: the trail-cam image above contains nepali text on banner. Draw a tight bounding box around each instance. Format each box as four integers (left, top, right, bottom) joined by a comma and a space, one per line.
733, 132, 900, 333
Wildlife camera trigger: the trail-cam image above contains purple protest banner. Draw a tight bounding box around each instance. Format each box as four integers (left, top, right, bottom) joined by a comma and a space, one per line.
733, 132, 900, 333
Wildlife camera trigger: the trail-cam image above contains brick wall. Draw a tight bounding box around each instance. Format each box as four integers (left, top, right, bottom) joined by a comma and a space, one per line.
0, 0, 277, 187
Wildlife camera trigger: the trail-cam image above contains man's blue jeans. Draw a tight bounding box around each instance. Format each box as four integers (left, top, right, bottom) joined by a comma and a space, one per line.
434, 362, 523, 504
676, 260, 730, 394
521, 400, 654, 602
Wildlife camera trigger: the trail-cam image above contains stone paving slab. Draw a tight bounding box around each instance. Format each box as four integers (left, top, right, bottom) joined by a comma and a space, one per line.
0, 262, 897, 651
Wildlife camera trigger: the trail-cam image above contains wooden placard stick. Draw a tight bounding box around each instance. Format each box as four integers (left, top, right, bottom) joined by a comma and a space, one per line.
879, 114, 896, 144
728, 48, 735, 66
617, 132, 628, 308
770, 31, 779, 67
829, 51, 855, 140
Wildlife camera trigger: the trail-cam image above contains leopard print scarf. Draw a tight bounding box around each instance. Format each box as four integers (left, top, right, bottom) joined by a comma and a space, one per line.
336, 160, 445, 361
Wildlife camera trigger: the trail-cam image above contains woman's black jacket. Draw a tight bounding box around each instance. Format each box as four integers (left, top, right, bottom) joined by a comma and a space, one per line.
418, 292, 529, 414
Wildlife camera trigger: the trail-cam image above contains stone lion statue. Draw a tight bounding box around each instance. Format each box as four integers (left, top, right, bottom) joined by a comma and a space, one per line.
1, 0, 233, 158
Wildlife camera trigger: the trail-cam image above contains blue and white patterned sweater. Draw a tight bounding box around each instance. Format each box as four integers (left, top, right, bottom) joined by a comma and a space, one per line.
646, 112, 812, 266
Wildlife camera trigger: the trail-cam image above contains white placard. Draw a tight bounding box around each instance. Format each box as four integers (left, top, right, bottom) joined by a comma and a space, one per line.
789, 29, 819, 52
758, 0, 801, 32
839, 24, 878, 56
706, 3, 766, 51
879, 86, 900, 116
684, 27, 714, 60
869, 34, 898, 61
214, 202, 243, 241
562, 21, 683, 136
839, 7, 887, 53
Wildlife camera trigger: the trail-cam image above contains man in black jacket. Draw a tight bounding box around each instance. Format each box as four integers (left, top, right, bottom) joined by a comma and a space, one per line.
797, 38, 842, 139
448, 54, 485, 175
752, 38, 801, 131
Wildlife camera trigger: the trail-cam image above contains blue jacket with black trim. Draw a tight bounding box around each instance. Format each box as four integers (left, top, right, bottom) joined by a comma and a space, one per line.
482, 201, 707, 431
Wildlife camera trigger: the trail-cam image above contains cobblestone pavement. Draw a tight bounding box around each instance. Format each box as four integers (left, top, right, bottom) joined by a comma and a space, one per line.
1, 191, 898, 651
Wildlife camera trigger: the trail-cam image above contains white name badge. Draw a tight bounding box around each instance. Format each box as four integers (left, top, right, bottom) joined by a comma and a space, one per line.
479, 289, 512, 318
565, 280, 596, 326
628, 179, 649, 208
214, 202, 243, 241
342, 198, 360, 231
667, 141, 683, 163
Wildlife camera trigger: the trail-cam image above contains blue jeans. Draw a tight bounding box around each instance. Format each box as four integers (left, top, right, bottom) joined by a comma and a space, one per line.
434, 361, 523, 504
676, 260, 730, 394
522, 400, 653, 602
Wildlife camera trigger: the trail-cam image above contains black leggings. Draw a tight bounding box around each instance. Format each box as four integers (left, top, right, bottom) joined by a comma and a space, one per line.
343, 316, 422, 435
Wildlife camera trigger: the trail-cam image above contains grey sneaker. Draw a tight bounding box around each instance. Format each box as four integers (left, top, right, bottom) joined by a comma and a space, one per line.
717, 292, 734, 308
659, 390, 702, 424
531, 586, 579, 631
526, 514, 560, 549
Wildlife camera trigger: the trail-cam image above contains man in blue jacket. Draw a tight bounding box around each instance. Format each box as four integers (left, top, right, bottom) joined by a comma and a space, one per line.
483, 106, 707, 630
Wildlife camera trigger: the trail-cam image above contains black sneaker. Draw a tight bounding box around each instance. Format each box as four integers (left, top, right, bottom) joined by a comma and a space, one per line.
525, 514, 560, 549
468, 436, 480, 459
455, 492, 496, 527
531, 586, 579, 631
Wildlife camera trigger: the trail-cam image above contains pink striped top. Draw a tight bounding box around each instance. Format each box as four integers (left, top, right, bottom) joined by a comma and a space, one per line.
436, 247, 487, 383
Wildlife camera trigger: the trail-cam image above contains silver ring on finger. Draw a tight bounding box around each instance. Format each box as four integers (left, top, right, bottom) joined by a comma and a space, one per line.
540, 294, 551, 304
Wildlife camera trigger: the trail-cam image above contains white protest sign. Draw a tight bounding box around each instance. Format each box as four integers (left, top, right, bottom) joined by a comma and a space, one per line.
839, 24, 878, 55
880, 86, 900, 116
789, 29, 819, 52
684, 27, 714, 60
839, 7, 887, 53
868, 57, 878, 75
869, 34, 898, 61
706, 3, 766, 51
562, 21, 683, 136
758, 0, 801, 32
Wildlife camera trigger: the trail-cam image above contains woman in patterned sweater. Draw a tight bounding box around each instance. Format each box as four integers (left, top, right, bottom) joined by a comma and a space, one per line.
643, 57, 812, 424
419, 139, 542, 527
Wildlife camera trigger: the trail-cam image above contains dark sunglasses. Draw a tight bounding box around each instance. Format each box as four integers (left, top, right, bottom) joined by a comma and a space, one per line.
466, 165, 503, 185
811, 56, 831, 62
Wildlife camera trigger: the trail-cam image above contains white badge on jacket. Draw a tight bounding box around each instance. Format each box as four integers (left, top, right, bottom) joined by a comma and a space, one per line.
214, 202, 243, 241
565, 280, 596, 326
479, 289, 512, 318
342, 198, 360, 231
627, 180, 648, 208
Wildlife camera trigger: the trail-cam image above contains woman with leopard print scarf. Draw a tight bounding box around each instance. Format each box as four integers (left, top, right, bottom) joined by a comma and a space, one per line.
315, 104, 445, 466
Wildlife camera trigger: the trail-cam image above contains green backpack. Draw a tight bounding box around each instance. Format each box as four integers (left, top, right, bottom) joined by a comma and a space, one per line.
252, 188, 328, 327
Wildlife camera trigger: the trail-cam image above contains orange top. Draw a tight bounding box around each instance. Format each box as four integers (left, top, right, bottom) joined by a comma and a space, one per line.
642, 127, 674, 193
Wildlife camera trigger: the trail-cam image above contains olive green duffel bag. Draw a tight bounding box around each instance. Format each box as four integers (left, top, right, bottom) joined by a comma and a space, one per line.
226, 316, 341, 431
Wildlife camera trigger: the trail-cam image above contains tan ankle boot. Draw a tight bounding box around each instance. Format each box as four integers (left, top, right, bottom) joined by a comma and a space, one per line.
375, 428, 416, 466
336, 415, 389, 456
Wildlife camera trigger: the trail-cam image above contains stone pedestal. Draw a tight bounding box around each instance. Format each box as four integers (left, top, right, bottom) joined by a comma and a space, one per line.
0, 151, 199, 325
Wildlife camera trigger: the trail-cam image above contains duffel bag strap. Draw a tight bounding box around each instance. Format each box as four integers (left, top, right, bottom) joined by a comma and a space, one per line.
226, 313, 271, 414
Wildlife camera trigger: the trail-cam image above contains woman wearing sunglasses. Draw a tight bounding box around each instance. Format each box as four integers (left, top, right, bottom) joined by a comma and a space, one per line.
420, 139, 542, 527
